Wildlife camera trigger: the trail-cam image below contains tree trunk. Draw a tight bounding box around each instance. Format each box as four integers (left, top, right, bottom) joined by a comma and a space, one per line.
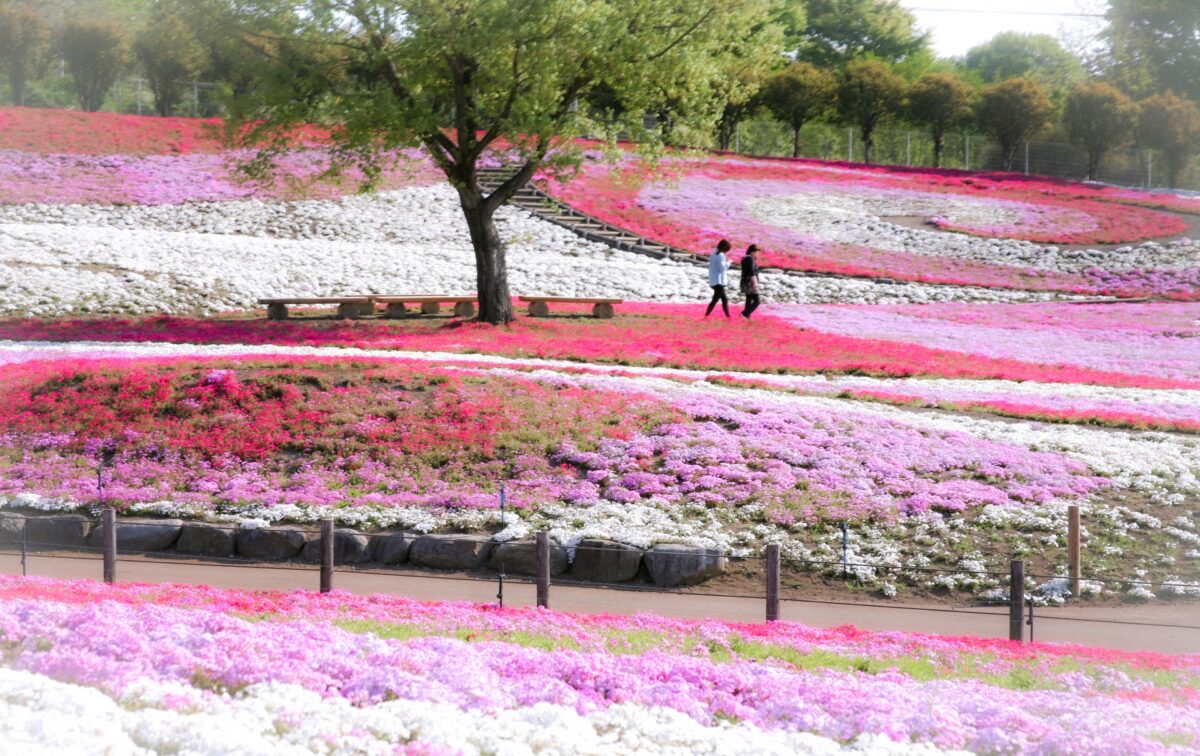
932, 130, 943, 168
862, 127, 874, 164
458, 193, 514, 325
792, 125, 802, 158
10, 73, 25, 107
1088, 147, 1102, 182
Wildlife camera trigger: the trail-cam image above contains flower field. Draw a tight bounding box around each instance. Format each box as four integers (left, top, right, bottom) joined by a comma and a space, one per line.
541, 155, 1200, 299
2, 106, 1200, 751
0, 576, 1197, 753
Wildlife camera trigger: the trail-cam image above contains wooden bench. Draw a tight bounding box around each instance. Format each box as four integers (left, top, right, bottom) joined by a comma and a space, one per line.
373, 295, 477, 318
258, 297, 375, 321
518, 296, 623, 319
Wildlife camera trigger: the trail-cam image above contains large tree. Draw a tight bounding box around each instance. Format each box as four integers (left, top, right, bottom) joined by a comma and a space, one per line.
760, 62, 837, 158
227, 0, 773, 324
797, 0, 928, 67
906, 71, 976, 168
0, 3, 52, 106
1063, 81, 1137, 181
134, 7, 203, 116
1137, 92, 1200, 188
60, 18, 131, 111
977, 77, 1056, 172
963, 32, 1084, 91
837, 58, 907, 164
1101, 0, 1199, 102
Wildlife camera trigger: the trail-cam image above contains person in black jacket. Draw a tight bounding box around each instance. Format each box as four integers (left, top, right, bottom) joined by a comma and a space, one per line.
739, 244, 761, 319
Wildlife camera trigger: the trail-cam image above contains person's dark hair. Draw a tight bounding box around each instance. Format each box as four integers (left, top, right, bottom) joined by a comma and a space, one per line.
717, 239, 731, 252
746, 244, 758, 254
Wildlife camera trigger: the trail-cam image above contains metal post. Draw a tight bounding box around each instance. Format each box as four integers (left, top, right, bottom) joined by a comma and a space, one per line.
1027, 597, 1035, 642
319, 519, 334, 593
1068, 505, 1081, 598
1146, 150, 1153, 188
906, 131, 912, 166
735, 123, 741, 154
136, 79, 142, 116
1024, 142, 1030, 175
1009, 559, 1025, 642
765, 544, 780, 622
102, 507, 116, 584
192, 82, 199, 117
20, 520, 27, 577
535, 532, 550, 609
497, 485, 506, 608
847, 128, 854, 162
964, 135, 970, 170
841, 521, 849, 577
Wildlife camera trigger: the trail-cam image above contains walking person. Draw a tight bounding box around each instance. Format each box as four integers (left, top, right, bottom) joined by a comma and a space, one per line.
740, 244, 761, 319
705, 239, 732, 317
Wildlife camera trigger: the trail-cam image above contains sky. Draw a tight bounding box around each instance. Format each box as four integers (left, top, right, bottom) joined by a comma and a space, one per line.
896, 0, 1107, 58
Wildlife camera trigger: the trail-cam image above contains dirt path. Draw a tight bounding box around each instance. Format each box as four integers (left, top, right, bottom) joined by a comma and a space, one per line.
3, 552, 1197, 655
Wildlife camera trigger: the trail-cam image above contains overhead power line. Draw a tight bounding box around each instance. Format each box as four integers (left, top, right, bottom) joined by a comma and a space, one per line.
906, 8, 1105, 17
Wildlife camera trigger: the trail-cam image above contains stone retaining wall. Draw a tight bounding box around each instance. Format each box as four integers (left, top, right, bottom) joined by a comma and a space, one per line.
0, 512, 727, 587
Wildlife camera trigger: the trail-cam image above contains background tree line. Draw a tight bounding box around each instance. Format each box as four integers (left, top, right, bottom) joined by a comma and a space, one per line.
0, 0, 1195, 186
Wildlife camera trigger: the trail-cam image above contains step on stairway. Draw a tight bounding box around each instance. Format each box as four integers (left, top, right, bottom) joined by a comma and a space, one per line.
476, 168, 703, 265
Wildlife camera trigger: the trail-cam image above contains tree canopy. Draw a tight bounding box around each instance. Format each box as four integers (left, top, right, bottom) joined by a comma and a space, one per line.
963, 32, 1084, 91
760, 62, 837, 158
1063, 81, 1137, 181
837, 58, 907, 163
795, 0, 928, 67
977, 77, 1055, 171
907, 71, 976, 167
0, 3, 52, 107
226, 0, 774, 324
1101, 0, 1199, 102
1137, 91, 1200, 187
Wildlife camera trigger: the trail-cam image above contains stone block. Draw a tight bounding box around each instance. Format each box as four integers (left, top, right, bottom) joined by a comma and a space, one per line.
300, 529, 371, 564
236, 526, 307, 561
487, 539, 568, 576
176, 523, 237, 558
86, 518, 182, 552
570, 539, 642, 583
24, 514, 92, 549
644, 544, 726, 588
409, 534, 493, 571
0, 512, 24, 545
369, 533, 412, 565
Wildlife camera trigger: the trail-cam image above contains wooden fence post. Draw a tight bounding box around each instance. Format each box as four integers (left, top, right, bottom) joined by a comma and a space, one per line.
320, 519, 334, 594
536, 532, 550, 609
765, 544, 781, 622
1009, 559, 1025, 642
1068, 505, 1081, 598
102, 508, 116, 584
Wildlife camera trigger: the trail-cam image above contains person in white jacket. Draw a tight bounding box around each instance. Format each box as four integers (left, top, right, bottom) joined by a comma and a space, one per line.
704, 239, 733, 317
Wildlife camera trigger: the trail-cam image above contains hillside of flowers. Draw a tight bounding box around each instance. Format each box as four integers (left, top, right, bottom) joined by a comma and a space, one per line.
1, 342, 1197, 598
0, 576, 1197, 753
540, 153, 1200, 299
1, 109, 1197, 601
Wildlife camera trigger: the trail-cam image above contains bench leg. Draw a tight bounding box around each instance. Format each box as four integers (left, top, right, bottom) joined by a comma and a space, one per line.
453, 301, 476, 319
337, 302, 361, 319
420, 301, 441, 315
592, 303, 615, 319
358, 300, 377, 318
528, 301, 550, 318
266, 303, 288, 321
385, 302, 408, 318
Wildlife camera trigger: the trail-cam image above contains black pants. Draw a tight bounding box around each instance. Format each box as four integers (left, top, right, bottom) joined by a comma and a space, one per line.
705, 285, 729, 317
742, 290, 760, 318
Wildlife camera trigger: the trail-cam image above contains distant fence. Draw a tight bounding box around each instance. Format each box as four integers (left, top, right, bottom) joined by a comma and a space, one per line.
731, 120, 1198, 193
3, 505, 1198, 645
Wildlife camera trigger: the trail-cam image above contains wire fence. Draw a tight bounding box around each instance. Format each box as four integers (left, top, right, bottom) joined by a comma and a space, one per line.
3, 511, 1198, 647
732, 119, 1199, 193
